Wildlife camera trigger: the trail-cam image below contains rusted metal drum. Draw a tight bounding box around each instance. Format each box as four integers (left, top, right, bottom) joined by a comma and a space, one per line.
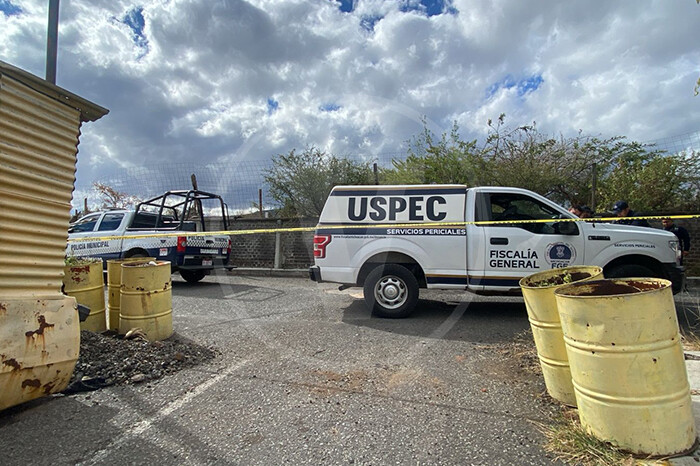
119, 261, 173, 341
62, 261, 106, 332
519, 266, 603, 406
0, 297, 80, 410
555, 278, 695, 456
106, 257, 154, 331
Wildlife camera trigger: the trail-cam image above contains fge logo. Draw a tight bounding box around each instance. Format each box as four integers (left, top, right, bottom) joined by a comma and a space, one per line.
347, 196, 447, 222
545, 242, 576, 268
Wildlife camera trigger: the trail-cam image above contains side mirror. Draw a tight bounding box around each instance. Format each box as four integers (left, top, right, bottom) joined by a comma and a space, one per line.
555, 221, 578, 235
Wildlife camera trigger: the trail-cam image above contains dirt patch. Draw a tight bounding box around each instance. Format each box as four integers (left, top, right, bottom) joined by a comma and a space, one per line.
306, 367, 447, 399
65, 331, 218, 392
559, 280, 663, 297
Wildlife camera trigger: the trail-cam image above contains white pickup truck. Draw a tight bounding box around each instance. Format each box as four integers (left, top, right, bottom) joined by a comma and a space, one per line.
309, 185, 684, 317
67, 190, 231, 283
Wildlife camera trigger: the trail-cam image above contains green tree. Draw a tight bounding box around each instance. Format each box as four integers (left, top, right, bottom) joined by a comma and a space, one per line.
264, 147, 374, 217
598, 147, 700, 213
392, 115, 700, 214
383, 121, 481, 185
478, 115, 622, 208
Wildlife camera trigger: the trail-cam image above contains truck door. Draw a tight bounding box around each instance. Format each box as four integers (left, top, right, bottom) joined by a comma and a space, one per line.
67, 212, 102, 257
470, 191, 585, 290
68, 212, 125, 263
93, 212, 127, 260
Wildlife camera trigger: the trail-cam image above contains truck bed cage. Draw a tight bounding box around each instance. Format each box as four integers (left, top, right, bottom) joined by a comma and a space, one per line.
134, 190, 230, 232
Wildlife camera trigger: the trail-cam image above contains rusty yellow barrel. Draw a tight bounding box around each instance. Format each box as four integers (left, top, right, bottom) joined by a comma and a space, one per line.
119, 260, 173, 341
63, 261, 106, 332
0, 297, 80, 410
519, 266, 603, 406
555, 278, 695, 456
106, 257, 154, 331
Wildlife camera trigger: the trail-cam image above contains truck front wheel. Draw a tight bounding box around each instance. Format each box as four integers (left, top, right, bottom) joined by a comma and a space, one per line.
180, 270, 207, 283
363, 264, 419, 318
606, 264, 656, 279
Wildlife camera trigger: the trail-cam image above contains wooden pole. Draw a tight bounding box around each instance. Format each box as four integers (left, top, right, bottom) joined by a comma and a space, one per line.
259, 189, 263, 218
590, 162, 597, 212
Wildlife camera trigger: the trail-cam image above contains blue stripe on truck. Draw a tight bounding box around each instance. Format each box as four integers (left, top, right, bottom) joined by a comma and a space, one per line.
315, 227, 466, 236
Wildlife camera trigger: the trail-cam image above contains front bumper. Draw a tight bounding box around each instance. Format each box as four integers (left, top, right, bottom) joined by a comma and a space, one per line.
662, 263, 685, 294
309, 265, 322, 283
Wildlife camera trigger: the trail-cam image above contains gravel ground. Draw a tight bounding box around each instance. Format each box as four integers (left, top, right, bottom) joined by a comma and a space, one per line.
65, 331, 218, 392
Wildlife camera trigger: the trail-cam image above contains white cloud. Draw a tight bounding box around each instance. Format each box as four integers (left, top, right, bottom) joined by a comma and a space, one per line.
1, 0, 698, 209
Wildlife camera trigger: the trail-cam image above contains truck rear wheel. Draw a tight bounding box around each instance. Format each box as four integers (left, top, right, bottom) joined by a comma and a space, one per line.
180, 270, 207, 283
363, 264, 419, 318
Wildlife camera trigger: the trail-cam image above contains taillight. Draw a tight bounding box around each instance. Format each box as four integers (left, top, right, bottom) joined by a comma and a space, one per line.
227, 238, 232, 255
313, 235, 331, 259
177, 236, 187, 252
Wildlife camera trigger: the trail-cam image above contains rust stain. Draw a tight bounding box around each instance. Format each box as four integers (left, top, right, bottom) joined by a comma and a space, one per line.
2, 358, 21, 371
21, 378, 41, 389
69, 265, 91, 284
42, 381, 56, 395
25, 315, 55, 338
71, 265, 90, 274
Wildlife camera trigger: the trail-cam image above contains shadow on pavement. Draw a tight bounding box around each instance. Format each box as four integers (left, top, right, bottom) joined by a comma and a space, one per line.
171, 280, 256, 299
341, 298, 530, 344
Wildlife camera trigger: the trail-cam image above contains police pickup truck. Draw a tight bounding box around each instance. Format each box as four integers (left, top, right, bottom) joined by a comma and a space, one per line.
67, 190, 231, 283
309, 185, 684, 317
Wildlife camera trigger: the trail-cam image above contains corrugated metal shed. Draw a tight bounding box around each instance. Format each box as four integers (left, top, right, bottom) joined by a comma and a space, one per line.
0, 60, 108, 410
0, 60, 109, 299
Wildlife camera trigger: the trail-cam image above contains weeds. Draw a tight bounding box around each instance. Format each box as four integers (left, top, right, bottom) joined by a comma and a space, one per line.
536, 408, 636, 466
676, 286, 700, 351
64, 256, 101, 267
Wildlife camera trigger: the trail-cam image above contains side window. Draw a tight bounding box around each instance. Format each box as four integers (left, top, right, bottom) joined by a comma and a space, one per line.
482, 193, 577, 235
70, 214, 101, 233
98, 213, 124, 231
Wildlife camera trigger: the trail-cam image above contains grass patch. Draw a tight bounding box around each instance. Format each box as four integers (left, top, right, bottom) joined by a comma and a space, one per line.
536, 408, 637, 466
681, 331, 700, 352
675, 286, 700, 351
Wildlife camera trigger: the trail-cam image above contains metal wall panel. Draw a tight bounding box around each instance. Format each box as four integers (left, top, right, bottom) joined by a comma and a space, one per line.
0, 73, 82, 299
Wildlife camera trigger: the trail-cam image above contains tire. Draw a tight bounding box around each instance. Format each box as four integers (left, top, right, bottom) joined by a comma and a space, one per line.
180, 269, 207, 283
363, 264, 419, 318
606, 264, 656, 279
125, 250, 148, 258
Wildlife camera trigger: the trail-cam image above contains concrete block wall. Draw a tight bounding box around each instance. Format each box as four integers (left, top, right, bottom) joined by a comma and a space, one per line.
225, 217, 316, 269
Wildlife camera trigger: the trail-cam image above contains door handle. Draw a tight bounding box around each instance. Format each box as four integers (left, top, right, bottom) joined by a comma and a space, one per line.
490, 237, 509, 245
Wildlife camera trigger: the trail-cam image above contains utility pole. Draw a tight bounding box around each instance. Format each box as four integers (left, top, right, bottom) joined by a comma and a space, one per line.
46, 0, 60, 84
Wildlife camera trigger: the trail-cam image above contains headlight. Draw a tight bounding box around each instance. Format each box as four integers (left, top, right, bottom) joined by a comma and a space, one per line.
669, 240, 681, 264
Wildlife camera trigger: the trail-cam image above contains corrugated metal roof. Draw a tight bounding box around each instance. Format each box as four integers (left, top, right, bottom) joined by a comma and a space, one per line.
0, 60, 108, 122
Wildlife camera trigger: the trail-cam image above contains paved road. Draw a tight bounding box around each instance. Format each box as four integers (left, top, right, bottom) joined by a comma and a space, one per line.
3, 274, 698, 465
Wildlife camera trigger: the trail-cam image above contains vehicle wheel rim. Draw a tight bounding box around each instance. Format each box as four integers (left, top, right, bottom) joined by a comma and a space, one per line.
374, 275, 407, 310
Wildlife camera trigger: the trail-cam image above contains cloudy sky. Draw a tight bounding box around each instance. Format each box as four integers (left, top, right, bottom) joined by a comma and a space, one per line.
1, 0, 699, 208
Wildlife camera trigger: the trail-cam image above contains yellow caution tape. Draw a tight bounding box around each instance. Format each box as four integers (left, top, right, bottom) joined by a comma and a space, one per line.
66, 214, 700, 243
